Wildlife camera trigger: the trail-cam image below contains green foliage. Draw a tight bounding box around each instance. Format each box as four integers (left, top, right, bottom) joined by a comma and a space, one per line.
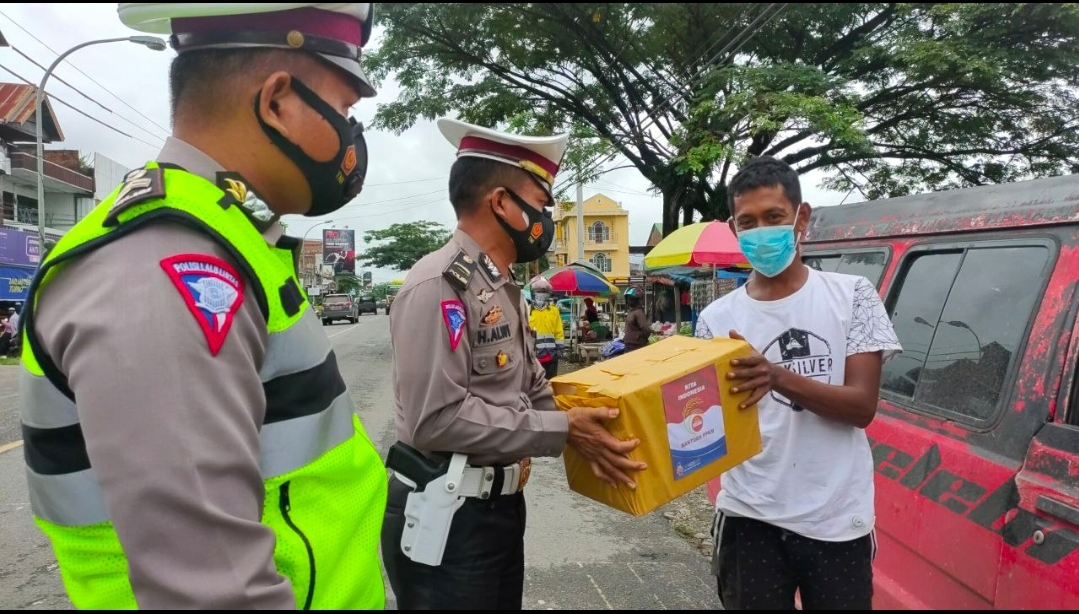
511, 256, 550, 284
369, 281, 392, 300
365, 3, 1079, 233
334, 273, 362, 295
358, 220, 452, 271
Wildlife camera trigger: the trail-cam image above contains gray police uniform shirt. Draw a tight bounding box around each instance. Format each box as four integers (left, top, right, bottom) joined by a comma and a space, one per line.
389, 229, 568, 467
33, 137, 297, 609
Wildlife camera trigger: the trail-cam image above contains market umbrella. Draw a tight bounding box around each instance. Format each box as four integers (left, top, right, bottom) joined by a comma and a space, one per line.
534, 264, 620, 296
529, 264, 620, 352
644, 221, 749, 271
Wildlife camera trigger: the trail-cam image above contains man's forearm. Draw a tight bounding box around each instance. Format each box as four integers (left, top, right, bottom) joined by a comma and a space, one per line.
772, 367, 878, 428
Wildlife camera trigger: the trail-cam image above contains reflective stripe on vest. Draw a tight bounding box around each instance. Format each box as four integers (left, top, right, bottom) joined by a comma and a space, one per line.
535, 333, 558, 351
19, 164, 386, 610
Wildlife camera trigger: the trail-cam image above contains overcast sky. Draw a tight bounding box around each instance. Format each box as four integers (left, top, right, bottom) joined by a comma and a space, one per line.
1, 4, 853, 283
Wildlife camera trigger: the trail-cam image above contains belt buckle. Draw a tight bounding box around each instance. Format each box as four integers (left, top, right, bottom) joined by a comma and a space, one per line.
517, 457, 531, 491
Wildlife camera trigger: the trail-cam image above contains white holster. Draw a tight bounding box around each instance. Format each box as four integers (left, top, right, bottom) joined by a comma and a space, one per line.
398, 453, 469, 567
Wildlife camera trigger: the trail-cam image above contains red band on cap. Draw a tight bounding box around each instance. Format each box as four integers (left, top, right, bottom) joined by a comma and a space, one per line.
459, 136, 559, 179
173, 7, 364, 47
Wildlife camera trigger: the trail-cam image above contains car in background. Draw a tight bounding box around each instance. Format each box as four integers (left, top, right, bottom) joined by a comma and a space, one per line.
355, 294, 378, 315
321, 293, 358, 325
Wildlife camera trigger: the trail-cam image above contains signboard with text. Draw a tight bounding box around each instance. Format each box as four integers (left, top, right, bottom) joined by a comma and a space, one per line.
322, 229, 356, 274
0, 228, 40, 267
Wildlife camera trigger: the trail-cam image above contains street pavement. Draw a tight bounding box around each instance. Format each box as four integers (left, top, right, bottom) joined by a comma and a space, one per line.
0, 314, 720, 610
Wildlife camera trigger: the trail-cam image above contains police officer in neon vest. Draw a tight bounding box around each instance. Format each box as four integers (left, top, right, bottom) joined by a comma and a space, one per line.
19, 3, 386, 609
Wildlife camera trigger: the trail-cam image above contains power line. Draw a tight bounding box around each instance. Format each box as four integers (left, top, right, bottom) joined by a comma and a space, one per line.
338, 188, 445, 212
364, 175, 447, 187
8, 45, 166, 145
556, 3, 789, 194
586, 183, 649, 197
646, 3, 788, 129
0, 8, 173, 138
0, 63, 163, 149
333, 197, 449, 222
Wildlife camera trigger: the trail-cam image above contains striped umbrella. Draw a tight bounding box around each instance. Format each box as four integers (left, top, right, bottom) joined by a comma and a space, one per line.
532, 263, 620, 297
644, 221, 749, 271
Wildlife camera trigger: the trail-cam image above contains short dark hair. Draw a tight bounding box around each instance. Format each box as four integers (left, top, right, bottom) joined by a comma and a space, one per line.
728, 155, 802, 214
447, 157, 530, 215
168, 48, 328, 122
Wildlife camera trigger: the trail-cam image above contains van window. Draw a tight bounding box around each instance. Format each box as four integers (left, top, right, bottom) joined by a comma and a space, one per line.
803, 250, 888, 288
882, 245, 1050, 425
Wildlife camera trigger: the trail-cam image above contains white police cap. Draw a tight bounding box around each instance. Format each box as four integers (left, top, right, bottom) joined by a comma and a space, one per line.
118, 3, 376, 98
437, 118, 570, 193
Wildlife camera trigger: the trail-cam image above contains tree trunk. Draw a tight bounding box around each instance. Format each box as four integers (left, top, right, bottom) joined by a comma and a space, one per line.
661, 187, 682, 236
682, 203, 694, 226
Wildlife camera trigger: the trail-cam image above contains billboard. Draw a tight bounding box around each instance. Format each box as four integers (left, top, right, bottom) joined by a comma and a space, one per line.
362, 271, 372, 287
322, 228, 356, 274
0, 228, 41, 267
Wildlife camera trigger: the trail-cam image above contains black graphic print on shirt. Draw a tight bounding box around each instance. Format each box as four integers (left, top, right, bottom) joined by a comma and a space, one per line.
847, 277, 899, 355
763, 328, 833, 412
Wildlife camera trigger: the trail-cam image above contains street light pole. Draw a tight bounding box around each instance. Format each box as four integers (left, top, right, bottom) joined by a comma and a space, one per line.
302, 220, 335, 244
35, 35, 166, 248
302, 220, 334, 288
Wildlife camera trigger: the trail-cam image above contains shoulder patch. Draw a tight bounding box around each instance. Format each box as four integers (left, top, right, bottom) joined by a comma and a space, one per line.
103, 166, 165, 226
216, 172, 276, 231
442, 251, 476, 291
441, 299, 467, 351
160, 254, 245, 356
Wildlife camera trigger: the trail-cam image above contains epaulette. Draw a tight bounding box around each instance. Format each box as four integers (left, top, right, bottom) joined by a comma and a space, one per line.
479, 252, 503, 283
442, 250, 477, 291
103, 166, 166, 227
215, 172, 276, 232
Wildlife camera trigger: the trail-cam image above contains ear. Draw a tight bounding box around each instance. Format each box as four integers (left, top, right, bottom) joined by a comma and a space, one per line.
795, 202, 812, 236
727, 216, 737, 237
255, 71, 296, 137
488, 186, 514, 219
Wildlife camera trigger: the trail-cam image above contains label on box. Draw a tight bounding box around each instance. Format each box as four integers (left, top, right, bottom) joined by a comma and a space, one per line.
662, 365, 727, 480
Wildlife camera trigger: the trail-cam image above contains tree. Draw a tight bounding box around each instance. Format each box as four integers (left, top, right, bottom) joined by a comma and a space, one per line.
370, 281, 392, 301
512, 256, 550, 284
334, 273, 363, 296
77, 153, 94, 177
358, 221, 452, 271
365, 3, 1079, 235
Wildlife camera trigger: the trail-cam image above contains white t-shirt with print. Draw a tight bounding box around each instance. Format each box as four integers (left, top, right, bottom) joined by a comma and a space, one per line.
696, 269, 902, 542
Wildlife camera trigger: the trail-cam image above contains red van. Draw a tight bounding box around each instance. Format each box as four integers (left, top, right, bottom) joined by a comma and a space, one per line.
706, 173, 1079, 609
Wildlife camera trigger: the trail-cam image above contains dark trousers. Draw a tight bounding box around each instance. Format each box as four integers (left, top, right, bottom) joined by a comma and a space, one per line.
712, 512, 876, 610
541, 359, 558, 380
382, 476, 527, 610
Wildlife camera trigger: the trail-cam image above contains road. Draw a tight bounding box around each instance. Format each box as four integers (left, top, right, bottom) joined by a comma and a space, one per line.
0, 314, 720, 610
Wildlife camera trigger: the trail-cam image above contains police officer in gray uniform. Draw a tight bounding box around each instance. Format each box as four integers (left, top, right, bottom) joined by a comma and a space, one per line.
383, 118, 648, 610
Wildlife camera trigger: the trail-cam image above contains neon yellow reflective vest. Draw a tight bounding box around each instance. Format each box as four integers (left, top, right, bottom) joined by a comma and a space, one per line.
19, 163, 387, 610
528, 304, 564, 363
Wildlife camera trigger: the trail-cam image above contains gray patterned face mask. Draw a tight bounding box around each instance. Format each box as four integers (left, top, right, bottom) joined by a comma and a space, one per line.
532, 292, 550, 309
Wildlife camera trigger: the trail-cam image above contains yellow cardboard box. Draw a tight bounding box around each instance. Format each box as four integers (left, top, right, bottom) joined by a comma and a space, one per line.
551, 335, 762, 517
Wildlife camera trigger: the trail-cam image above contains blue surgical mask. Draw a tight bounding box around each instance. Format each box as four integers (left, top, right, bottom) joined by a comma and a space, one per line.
737, 225, 798, 278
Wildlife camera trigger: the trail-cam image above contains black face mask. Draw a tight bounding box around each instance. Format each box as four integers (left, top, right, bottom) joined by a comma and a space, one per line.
254, 77, 368, 217
496, 188, 554, 263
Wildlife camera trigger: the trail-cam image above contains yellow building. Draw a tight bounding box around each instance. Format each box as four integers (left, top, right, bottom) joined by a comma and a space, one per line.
548, 193, 630, 285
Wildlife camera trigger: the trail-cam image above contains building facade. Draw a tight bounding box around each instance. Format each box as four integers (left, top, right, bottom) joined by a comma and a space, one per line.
547, 193, 631, 285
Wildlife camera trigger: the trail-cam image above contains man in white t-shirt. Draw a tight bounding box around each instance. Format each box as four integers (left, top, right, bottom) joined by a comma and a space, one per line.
696, 155, 901, 610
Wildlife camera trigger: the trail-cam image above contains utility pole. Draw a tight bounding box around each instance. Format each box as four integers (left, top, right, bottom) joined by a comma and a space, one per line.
575, 181, 585, 266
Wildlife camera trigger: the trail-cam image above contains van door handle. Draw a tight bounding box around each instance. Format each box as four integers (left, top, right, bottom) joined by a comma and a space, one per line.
1035, 495, 1079, 527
